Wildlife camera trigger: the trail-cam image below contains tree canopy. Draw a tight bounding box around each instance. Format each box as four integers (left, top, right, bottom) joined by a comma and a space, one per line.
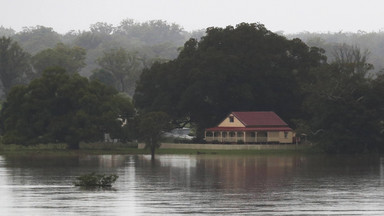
134, 23, 326, 138
301, 45, 384, 153
0, 67, 134, 149
0, 37, 32, 95
32, 43, 86, 77
138, 111, 171, 159
96, 48, 142, 95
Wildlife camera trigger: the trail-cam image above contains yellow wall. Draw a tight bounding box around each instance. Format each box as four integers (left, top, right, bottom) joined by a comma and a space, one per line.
205, 131, 294, 144
218, 114, 245, 127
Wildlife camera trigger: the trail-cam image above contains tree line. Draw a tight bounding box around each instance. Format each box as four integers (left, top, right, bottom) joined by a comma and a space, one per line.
0, 19, 205, 96
134, 23, 384, 154
0, 22, 383, 155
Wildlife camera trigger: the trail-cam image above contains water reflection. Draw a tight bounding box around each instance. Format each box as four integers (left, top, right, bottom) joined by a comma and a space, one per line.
0, 154, 383, 215
381, 157, 384, 186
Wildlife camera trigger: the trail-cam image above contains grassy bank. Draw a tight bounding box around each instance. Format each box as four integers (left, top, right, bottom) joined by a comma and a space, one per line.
0, 142, 147, 156
0, 142, 318, 156
156, 144, 317, 155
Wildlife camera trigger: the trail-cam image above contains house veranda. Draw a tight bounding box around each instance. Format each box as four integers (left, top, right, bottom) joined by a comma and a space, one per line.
205, 112, 294, 144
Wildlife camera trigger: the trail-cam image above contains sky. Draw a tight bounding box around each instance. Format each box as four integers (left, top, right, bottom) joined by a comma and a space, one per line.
1, 0, 384, 34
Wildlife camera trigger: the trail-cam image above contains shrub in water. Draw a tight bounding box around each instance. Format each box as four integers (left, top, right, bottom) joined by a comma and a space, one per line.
74, 172, 118, 187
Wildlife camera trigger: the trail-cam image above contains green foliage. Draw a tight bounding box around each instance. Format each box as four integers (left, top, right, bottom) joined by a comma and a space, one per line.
0, 37, 32, 95
13, 26, 61, 54
0, 67, 135, 149
138, 111, 171, 159
288, 31, 384, 74
32, 43, 86, 77
302, 46, 384, 153
134, 23, 326, 138
97, 48, 141, 95
74, 172, 118, 187
0, 26, 15, 37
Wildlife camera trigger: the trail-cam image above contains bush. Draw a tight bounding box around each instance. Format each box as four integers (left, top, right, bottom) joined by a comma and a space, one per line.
74, 172, 118, 187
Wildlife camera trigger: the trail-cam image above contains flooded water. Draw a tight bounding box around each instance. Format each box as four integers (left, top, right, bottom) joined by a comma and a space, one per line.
0, 153, 383, 215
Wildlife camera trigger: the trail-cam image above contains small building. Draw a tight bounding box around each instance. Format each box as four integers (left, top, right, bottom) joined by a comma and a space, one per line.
204, 111, 294, 144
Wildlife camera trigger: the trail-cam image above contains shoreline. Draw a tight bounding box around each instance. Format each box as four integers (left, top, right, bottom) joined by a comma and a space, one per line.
0, 142, 318, 156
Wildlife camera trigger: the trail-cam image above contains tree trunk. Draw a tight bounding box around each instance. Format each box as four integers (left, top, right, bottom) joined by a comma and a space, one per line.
67, 139, 80, 150
150, 138, 155, 160
151, 146, 155, 160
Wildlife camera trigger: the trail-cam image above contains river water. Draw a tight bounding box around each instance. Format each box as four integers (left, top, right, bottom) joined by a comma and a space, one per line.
0, 153, 383, 215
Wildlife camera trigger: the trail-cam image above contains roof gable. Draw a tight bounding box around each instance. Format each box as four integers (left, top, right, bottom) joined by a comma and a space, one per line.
232, 111, 288, 127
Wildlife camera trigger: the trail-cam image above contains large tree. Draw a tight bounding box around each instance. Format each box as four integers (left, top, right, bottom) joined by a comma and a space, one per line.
0, 37, 32, 95
97, 47, 142, 95
31, 43, 86, 77
13, 26, 61, 54
134, 23, 326, 138
302, 46, 384, 153
0, 67, 134, 149
138, 111, 171, 160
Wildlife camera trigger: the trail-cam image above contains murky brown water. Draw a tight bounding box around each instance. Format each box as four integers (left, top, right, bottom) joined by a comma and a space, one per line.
0, 153, 383, 215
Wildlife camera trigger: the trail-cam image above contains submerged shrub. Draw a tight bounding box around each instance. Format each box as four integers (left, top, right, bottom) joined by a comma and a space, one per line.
74, 172, 118, 187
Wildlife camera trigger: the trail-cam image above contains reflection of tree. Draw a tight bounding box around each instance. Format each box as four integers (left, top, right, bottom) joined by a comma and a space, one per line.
194, 155, 300, 190
2, 155, 130, 186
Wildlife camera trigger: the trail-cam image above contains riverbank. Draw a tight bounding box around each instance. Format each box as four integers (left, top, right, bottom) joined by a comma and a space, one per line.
0, 142, 317, 156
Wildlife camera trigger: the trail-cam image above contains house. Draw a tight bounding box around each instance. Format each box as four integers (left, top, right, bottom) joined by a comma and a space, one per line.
204, 111, 294, 144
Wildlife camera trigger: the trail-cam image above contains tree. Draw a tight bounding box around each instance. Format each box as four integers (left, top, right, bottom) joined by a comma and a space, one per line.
97, 48, 142, 95
134, 23, 326, 139
116, 19, 186, 46
0, 26, 15, 37
0, 37, 32, 95
0, 67, 134, 149
138, 111, 171, 160
89, 68, 116, 88
302, 46, 384, 153
31, 43, 86, 77
13, 26, 61, 54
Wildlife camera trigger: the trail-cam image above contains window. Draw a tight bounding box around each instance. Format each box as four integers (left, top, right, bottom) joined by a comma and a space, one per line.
206, 132, 213, 137
222, 132, 227, 137
237, 132, 243, 137
229, 116, 234, 123
229, 132, 235, 137
284, 132, 289, 138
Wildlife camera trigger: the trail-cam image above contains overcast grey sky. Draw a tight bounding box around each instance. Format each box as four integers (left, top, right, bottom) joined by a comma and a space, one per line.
1, 0, 384, 34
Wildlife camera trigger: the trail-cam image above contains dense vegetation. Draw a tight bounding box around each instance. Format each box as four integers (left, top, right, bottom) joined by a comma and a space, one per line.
0, 67, 134, 149
1, 20, 384, 154
134, 23, 384, 153
0, 20, 205, 96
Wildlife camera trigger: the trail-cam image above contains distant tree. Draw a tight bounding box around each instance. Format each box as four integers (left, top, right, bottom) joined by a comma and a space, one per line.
90, 22, 115, 36
32, 43, 86, 77
97, 47, 142, 95
138, 111, 171, 160
0, 67, 134, 149
13, 26, 61, 54
89, 68, 116, 88
0, 37, 32, 95
0, 26, 16, 37
134, 23, 326, 139
74, 31, 103, 50
117, 19, 186, 46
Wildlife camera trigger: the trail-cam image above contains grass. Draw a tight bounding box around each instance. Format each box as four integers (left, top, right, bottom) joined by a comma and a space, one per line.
0, 142, 148, 156
0, 142, 318, 156
156, 145, 315, 155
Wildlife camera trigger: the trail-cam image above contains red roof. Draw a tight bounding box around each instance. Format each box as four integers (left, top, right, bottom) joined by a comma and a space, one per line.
206, 127, 292, 132
232, 111, 288, 127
